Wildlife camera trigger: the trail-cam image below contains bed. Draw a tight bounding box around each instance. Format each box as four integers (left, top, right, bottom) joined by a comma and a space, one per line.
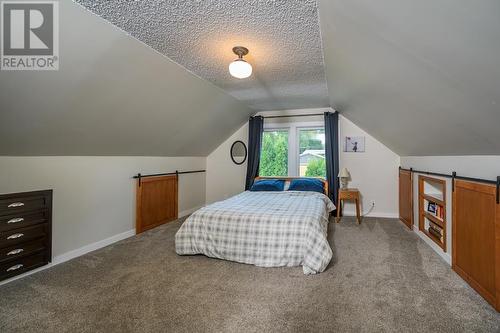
175, 177, 335, 274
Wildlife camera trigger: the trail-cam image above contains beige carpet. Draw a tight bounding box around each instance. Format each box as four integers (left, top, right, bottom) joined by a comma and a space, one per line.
0, 217, 499, 332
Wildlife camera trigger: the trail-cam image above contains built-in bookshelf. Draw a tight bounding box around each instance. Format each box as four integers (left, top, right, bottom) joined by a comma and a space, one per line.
419, 175, 446, 251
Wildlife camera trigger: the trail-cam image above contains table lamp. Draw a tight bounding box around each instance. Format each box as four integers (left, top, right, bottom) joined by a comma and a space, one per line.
338, 168, 350, 189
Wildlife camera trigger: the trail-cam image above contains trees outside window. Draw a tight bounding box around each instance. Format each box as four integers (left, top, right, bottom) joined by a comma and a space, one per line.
259, 126, 326, 178
305, 159, 326, 177
299, 128, 325, 177
259, 130, 288, 177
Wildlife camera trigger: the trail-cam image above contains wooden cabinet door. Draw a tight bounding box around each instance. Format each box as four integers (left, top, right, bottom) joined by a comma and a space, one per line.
136, 175, 178, 234
453, 180, 500, 310
399, 169, 413, 229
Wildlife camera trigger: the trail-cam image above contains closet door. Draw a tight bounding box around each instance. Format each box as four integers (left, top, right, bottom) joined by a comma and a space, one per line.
453, 180, 500, 310
399, 169, 413, 229
136, 175, 178, 234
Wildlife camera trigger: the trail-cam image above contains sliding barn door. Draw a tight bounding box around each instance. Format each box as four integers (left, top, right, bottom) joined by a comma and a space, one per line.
136, 175, 178, 234
399, 169, 413, 229
453, 180, 500, 310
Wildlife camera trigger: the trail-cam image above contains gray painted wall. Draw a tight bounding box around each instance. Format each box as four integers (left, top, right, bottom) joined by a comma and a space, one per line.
318, 0, 500, 155
401, 156, 500, 180
0, 1, 252, 156
0, 156, 206, 258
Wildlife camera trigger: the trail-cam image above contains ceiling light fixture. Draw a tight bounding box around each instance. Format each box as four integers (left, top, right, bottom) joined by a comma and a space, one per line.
229, 46, 252, 79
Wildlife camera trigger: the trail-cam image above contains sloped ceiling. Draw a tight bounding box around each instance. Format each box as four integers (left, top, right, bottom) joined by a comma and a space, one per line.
2, 0, 499, 157
0, 1, 252, 156
74, 0, 329, 111
318, 0, 500, 155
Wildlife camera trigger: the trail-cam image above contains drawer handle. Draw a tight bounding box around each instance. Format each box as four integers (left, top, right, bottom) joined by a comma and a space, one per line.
6, 264, 23, 272
7, 233, 24, 240
7, 217, 24, 224
7, 248, 24, 256
7, 202, 24, 208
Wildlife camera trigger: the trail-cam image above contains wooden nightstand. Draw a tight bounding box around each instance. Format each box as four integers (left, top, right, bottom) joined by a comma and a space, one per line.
336, 188, 361, 224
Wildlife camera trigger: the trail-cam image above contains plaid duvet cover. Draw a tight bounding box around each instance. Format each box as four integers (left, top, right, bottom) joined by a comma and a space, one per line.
175, 191, 335, 274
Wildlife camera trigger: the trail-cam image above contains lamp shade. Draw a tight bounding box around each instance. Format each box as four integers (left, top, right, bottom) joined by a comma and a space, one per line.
229, 59, 252, 79
338, 167, 350, 178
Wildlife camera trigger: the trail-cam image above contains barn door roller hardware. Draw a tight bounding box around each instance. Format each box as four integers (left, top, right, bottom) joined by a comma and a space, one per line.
133, 170, 206, 187
399, 167, 499, 204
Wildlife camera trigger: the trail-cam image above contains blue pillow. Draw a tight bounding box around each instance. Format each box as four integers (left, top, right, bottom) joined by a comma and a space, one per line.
250, 179, 285, 191
288, 178, 324, 194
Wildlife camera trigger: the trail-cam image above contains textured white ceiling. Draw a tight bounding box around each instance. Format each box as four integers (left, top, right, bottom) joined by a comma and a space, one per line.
75, 0, 330, 111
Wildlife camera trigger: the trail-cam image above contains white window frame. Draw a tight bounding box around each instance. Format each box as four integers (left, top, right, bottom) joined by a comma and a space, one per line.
296, 126, 326, 177
261, 127, 291, 177
263, 121, 324, 177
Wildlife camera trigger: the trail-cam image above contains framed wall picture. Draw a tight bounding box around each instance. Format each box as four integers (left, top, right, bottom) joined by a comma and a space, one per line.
344, 136, 365, 152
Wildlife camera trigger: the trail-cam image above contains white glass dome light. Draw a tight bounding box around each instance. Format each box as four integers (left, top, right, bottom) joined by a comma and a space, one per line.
229, 59, 252, 79
229, 46, 252, 79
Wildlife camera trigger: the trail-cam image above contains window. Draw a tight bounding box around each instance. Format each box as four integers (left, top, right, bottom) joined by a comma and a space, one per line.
298, 128, 326, 177
259, 129, 289, 177
259, 123, 326, 178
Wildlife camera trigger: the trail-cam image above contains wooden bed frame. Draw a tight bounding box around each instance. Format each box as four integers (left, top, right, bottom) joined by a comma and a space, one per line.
255, 176, 329, 197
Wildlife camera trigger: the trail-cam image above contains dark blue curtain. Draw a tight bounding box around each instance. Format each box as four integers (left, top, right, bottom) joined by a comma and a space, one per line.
245, 116, 264, 190
324, 112, 339, 210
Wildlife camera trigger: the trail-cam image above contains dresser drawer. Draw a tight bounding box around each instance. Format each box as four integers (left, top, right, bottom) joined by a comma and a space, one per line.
0, 195, 49, 215
0, 223, 48, 248
0, 239, 46, 263
0, 190, 52, 281
0, 252, 48, 280
0, 210, 48, 233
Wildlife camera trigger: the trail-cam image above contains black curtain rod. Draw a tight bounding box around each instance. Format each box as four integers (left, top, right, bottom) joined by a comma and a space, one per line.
260, 113, 325, 119
399, 166, 500, 203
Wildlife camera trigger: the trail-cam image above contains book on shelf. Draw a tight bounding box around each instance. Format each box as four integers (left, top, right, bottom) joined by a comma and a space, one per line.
428, 225, 442, 235
436, 205, 444, 219
428, 226, 444, 242
429, 221, 442, 232
426, 202, 444, 220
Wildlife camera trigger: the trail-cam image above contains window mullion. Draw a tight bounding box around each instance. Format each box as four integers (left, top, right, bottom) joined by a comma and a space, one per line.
288, 125, 297, 177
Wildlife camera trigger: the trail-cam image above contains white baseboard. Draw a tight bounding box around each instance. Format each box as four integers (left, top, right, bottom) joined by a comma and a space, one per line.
342, 211, 399, 219
413, 225, 451, 265
0, 204, 205, 286
52, 229, 135, 265
0, 229, 135, 286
